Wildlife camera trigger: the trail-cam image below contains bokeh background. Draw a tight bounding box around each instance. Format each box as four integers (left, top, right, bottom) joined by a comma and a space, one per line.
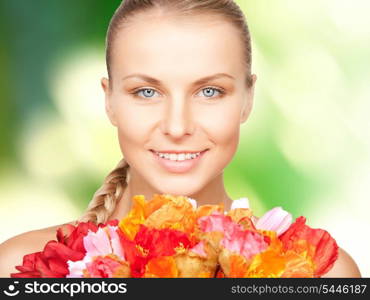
0, 0, 369, 276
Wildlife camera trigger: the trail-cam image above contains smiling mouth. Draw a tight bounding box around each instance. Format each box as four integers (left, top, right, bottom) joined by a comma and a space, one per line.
149, 149, 209, 173
150, 149, 209, 161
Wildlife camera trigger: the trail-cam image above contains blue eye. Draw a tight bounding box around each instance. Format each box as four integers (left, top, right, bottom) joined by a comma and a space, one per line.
133, 88, 159, 99
200, 87, 224, 98
131, 86, 225, 100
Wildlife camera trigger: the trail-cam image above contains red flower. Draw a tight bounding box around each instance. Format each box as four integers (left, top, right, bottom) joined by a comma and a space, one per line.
135, 225, 192, 258
117, 230, 147, 278
279, 216, 339, 277
11, 222, 100, 278
118, 225, 192, 277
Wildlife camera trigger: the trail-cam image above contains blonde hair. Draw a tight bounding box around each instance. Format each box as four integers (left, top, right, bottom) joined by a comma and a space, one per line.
81, 0, 253, 223
79, 158, 130, 224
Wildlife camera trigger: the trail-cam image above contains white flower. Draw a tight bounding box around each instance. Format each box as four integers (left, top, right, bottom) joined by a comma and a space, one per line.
187, 197, 197, 209
230, 197, 250, 210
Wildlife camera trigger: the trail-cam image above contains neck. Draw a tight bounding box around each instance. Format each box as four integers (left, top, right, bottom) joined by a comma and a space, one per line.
109, 168, 233, 221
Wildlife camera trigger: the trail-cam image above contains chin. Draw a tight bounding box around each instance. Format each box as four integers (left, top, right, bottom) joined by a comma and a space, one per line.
151, 176, 205, 197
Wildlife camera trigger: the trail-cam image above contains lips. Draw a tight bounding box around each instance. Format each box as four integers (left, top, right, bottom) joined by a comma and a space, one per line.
150, 149, 209, 173
151, 149, 208, 154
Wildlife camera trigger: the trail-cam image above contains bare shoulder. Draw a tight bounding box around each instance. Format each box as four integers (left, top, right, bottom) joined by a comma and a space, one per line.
0, 221, 77, 278
322, 247, 362, 278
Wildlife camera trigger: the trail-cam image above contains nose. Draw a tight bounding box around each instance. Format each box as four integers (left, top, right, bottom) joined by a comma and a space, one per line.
161, 97, 195, 139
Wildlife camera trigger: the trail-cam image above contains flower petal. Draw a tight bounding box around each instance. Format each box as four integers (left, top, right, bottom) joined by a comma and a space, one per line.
256, 207, 292, 236
230, 197, 249, 210
83, 228, 112, 258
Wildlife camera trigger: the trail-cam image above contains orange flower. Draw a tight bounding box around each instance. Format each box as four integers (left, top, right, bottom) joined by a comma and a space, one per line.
196, 272, 213, 278
245, 233, 285, 277
281, 250, 315, 278
229, 254, 249, 277
119, 195, 147, 240
196, 203, 224, 219
144, 194, 171, 218
227, 208, 256, 232
144, 256, 178, 278
144, 194, 197, 235
223, 230, 285, 278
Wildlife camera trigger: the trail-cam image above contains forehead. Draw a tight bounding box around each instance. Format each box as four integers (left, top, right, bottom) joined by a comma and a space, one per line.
111, 11, 245, 79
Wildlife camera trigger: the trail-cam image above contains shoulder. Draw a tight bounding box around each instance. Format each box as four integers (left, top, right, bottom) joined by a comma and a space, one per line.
321, 247, 362, 278
0, 221, 77, 278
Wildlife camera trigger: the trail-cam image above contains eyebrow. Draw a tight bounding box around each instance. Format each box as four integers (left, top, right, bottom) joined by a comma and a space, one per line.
122, 72, 235, 86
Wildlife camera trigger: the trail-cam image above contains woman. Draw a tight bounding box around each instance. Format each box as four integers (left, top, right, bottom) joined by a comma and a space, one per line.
0, 0, 361, 277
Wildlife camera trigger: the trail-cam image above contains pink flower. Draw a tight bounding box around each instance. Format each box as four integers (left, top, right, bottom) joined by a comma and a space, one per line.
255, 207, 292, 236
83, 226, 125, 259
66, 225, 125, 278
190, 241, 207, 257
198, 212, 268, 259
85, 256, 124, 278
221, 226, 268, 259
198, 212, 242, 235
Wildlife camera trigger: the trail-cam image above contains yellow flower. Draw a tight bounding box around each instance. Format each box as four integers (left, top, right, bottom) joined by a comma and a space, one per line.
119, 195, 146, 240
144, 194, 196, 234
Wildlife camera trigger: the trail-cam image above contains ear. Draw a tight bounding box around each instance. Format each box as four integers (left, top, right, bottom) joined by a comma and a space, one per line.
101, 77, 118, 127
240, 74, 257, 124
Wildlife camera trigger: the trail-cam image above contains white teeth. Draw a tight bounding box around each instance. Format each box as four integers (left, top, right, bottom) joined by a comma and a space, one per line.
155, 151, 201, 161
177, 153, 186, 161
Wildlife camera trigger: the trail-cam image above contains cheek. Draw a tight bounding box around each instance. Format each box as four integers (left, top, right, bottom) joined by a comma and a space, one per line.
195, 103, 242, 173
198, 103, 241, 148
209, 116, 240, 163
113, 102, 157, 158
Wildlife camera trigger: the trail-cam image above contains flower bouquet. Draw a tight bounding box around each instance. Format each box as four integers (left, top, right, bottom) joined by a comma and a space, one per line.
11, 194, 338, 278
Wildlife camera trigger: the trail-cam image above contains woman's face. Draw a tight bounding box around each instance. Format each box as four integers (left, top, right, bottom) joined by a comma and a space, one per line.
101, 11, 256, 196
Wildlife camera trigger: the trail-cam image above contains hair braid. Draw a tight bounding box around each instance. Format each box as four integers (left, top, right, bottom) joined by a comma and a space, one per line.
79, 158, 130, 224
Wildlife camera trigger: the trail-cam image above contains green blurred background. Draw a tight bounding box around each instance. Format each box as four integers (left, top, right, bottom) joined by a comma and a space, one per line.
0, 0, 369, 276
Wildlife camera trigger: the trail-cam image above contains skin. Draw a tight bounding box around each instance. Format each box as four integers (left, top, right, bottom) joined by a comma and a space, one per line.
0, 10, 361, 278
104, 11, 257, 219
